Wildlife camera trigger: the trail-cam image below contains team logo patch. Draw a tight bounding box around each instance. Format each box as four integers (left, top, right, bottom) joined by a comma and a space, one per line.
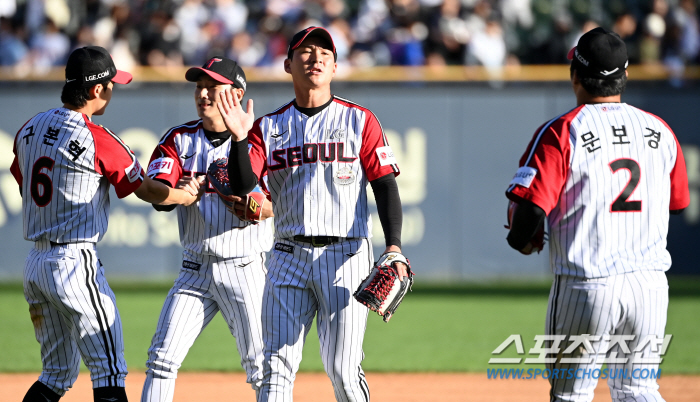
599, 105, 622, 112
334, 166, 356, 185
275, 243, 294, 254
125, 159, 143, 183
375, 146, 397, 166
147, 157, 174, 177
182, 261, 201, 270
509, 166, 538, 188
327, 129, 346, 139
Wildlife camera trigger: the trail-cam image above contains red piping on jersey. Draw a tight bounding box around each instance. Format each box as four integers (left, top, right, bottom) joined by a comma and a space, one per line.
265, 100, 295, 117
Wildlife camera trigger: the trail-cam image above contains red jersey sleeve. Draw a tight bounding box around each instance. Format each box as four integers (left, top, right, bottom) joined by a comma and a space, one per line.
90, 122, 145, 199
359, 110, 400, 181
506, 118, 572, 214
248, 119, 268, 180
146, 130, 183, 188
669, 132, 690, 211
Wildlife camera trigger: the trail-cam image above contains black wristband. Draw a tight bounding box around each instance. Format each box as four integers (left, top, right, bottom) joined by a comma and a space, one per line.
228, 137, 258, 196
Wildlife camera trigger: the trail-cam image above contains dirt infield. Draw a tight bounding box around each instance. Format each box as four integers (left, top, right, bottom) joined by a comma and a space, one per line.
3, 372, 698, 401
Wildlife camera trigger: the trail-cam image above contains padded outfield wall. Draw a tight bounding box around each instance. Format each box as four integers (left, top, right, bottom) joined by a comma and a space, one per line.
0, 78, 698, 280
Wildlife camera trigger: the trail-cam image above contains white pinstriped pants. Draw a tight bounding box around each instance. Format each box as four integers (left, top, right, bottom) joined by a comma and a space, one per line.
546, 270, 669, 402
141, 252, 267, 402
258, 238, 373, 402
24, 239, 127, 396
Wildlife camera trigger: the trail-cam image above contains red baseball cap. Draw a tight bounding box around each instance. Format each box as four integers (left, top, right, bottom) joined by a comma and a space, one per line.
287, 26, 337, 61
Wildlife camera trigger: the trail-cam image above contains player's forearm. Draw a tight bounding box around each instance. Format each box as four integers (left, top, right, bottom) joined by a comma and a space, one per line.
370, 173, 402, 248
134, 176, 195, 206
228, 138, 258, 196
506, 199, 546, 251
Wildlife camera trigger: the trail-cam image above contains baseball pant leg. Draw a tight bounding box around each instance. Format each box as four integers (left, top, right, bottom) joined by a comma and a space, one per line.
546, 274, 624, 402
26, 244, 128, 394
24, 247, 80, 396
607, 271, 668, 402
314, 239, 371, 402
212, 253, 267, 390
258, 241, 318, 402
142, 263, 219, 402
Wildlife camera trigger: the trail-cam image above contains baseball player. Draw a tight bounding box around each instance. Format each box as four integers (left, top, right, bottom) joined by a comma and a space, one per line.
217, 26, 408, 402
10, 46, 198, 402
505, 28, 689, 402
141, 57, 274, 402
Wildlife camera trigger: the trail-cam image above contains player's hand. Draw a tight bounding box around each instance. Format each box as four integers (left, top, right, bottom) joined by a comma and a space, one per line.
224, 196, 244, 214
179, 188, 198, 206
175, 175, 203, 198
259, 198, 274, 220
217, 88, 254, 142
384, 245, 408, 279
231, 197, 274, 220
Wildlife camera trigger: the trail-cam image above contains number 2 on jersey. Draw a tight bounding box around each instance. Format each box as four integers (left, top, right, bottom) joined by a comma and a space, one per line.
31, 156, 55, 207
609, 158, 642, 212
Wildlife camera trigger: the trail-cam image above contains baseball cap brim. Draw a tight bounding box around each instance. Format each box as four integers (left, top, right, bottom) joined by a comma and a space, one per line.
113, 69, 133, 85
185, 67, 234, 85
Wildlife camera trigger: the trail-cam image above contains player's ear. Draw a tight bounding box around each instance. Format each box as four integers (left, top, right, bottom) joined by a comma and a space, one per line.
235, 88, 245, 101
571, 69, 580, 86
284, 58, 292, 75
87, 83, 101, 100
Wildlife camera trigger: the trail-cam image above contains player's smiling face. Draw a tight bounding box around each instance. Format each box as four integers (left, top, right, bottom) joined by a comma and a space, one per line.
285, 36, 337, 88
194, 75, 243, 124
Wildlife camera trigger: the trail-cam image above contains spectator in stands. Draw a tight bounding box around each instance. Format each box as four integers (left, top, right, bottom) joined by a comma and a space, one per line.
0, 16, 27, 66
0, 0, 699, 72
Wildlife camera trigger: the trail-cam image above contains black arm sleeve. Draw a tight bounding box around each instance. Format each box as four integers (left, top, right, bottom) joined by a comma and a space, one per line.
370, 173, 402, 248
151, 178, 176, 212
228, 138, 259, 196
506, 199, 546, 251
670, 208, 685, 215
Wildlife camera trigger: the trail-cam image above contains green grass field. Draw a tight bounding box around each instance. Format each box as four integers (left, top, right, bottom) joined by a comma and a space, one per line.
2, 279, 699, 374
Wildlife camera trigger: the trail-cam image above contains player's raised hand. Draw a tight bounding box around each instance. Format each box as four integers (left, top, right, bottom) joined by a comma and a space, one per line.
217, 88, 254, 141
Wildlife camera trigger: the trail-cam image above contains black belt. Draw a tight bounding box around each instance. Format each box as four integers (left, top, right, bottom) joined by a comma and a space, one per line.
50, 241, 69, 247
292, 235, 357, 247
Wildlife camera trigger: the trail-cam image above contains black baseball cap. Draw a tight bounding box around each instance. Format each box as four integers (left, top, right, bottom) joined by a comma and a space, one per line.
65, 46, 132, 86
185, 57, 247, 91
287, 26, 337, 61
568, 27, 628, 79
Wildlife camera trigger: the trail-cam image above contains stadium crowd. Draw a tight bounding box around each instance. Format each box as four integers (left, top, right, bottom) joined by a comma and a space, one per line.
0, 0, 698, 73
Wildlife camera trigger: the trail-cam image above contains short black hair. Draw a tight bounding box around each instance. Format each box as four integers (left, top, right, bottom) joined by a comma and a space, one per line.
61, 79, 111, 107
571, 65, 627, 97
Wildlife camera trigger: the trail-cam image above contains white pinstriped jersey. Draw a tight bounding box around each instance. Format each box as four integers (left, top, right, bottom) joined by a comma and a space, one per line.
247, 96, 400, 239
10, 107, 144, 243
507, 103, 689, 278
147, 120, 272, 258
